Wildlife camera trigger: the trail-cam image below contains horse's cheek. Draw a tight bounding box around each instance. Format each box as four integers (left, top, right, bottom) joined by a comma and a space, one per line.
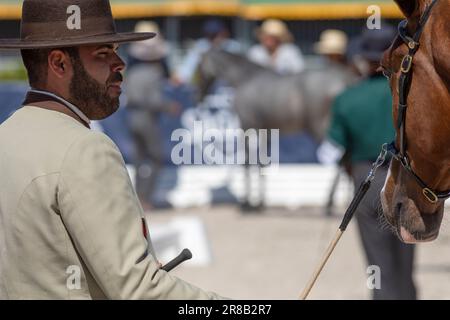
381, 160, 400, 216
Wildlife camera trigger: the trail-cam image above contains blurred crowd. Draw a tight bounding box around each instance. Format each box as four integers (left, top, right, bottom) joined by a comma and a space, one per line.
120, 18, 365, 204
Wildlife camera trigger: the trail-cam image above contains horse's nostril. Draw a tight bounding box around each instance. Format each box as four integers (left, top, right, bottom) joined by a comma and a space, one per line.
395, 202, 402, 220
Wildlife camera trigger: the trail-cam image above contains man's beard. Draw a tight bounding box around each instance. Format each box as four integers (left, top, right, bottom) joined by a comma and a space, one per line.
69, 56, 123, 120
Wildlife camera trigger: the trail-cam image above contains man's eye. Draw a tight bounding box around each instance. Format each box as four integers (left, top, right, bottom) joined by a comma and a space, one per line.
97, 52, 108, 57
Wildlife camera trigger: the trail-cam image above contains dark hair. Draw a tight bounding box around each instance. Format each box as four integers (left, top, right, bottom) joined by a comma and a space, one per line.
20, 47, 79, 87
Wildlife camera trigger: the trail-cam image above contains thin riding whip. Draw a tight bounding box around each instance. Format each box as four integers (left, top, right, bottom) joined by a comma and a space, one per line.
299, 144, 388, 300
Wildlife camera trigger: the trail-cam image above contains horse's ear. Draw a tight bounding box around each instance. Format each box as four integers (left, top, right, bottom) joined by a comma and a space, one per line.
394, 0, 419, 17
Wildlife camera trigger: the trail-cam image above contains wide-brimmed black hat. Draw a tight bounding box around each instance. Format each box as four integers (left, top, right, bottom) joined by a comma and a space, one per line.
0, 0, 155, 49
351, 23, 397, 62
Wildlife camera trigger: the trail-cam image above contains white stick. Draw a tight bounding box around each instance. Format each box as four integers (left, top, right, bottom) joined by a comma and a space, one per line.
299, 229, 344, 300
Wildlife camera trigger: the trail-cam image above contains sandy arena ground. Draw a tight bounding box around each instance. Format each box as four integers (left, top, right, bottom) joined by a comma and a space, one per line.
147, 206, 450, 300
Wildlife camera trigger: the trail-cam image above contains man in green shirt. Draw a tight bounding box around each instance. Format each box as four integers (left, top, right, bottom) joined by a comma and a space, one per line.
327, 76, 395, 163
318, 25, 416, 300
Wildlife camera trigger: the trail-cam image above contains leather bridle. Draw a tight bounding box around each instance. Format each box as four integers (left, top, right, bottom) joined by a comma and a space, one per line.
387, 0, 450, 204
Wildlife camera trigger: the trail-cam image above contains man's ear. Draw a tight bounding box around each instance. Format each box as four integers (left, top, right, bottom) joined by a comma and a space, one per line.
48, 50, 71, 79
394, 0, 419, 18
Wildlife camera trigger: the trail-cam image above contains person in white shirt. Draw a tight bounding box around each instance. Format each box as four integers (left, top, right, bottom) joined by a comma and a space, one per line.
175, 19, 241, 85
248, 19, 305, 75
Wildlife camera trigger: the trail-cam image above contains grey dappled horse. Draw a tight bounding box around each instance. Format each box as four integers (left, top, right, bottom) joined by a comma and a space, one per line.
198, 49, 356, 210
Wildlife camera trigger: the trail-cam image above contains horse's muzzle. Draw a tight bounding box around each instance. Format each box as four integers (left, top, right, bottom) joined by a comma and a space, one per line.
382, 194, 444, 243
381, 164, 445, 243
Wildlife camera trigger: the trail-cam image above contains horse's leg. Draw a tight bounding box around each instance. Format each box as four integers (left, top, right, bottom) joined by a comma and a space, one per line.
243, 130, 267, 212
258, 163, 265, 210
257, 129, 271, 211
325, 169, 341, 217
240, 137, 252, 211
241, 136, 264, 212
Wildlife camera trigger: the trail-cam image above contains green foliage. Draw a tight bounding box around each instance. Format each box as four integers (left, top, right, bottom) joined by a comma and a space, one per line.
0, 65, 27, 81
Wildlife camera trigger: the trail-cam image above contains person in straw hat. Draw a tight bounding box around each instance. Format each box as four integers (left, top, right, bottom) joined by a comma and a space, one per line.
313, 29, 349, 66
0, 0, 226, 299
128, 21, 170, 66
248, 19, 305, 75
126, 21, 180, 211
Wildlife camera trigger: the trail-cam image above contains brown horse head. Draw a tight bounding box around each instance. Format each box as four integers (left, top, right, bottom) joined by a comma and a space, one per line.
380, 0, 450, 243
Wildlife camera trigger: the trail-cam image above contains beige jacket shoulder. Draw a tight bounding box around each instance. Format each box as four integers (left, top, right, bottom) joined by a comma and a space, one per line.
0, 106, 224, 300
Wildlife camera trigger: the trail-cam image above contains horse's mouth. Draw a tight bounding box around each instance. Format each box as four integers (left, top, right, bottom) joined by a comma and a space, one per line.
386, 202, 444, 244
398, 226, 439, 243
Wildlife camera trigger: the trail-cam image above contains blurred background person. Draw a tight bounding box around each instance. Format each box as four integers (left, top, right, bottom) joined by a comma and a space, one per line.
318, 24, 417, 300
248, 19, 305, 75
314, 29, 349, 68
174, 18, 241, 86
312, 29, 357, 215
310, 28, 357, 140
126, 21, 181, 210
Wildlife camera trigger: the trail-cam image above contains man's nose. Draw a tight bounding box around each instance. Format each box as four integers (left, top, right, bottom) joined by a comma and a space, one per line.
111, 53, 126, 73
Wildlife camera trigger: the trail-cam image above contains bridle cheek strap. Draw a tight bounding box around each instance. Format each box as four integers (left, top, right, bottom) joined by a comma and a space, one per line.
388, 0, 450, 204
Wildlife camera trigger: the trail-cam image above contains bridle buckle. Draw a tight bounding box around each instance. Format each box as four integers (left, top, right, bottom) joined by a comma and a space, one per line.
400, 55, 413, 73
408, 41, 419, 50
423, 188, 439, 204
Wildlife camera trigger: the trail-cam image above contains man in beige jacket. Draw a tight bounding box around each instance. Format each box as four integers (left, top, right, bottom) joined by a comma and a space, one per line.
0, 0, 225, 300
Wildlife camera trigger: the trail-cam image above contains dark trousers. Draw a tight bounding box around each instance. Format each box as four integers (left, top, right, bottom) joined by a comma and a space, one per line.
352, 162, 417, 300
128, 109, 164, 205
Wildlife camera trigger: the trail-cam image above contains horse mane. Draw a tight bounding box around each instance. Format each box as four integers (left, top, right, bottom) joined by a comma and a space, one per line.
204, 49, 280, 85
216, 50, 278, 75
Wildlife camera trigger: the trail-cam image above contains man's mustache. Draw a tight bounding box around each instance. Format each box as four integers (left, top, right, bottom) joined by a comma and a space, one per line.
107, 72, 123, 85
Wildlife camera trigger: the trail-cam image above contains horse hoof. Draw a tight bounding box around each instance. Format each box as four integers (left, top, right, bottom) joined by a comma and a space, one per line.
240, 202, 264, 213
